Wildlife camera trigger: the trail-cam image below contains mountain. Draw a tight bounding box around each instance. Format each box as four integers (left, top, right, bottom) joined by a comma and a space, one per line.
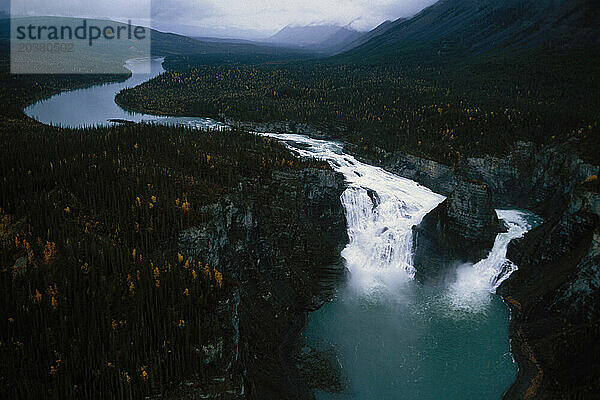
151, 23, 269, 41
150, 29, 312, 58
267, 24, 362, 53
337, 0, 600, 62
268, 24, 344, 46
0, 17, 315, 72
336, 19, 398, 53
317, 26, 364, 52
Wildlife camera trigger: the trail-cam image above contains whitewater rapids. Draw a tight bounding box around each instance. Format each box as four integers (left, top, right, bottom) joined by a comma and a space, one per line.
262, 133, 535, 301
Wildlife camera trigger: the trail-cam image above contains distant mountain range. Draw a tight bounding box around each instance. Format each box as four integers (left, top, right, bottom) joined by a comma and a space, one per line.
334, 20, 398, 53
0, 17, 316, 58
149, 29, 311, 58
173, 0, 600, 59
0, 17, 316, 73
3, 0, 598, 64
337, 0, 600, 62
266, 24, 363, 53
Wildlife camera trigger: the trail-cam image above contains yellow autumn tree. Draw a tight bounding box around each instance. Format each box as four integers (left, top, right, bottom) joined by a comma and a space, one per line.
213, 269, 223, 288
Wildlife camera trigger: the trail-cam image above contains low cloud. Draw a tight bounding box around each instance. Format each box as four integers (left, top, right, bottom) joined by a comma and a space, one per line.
7, 0, 438, 38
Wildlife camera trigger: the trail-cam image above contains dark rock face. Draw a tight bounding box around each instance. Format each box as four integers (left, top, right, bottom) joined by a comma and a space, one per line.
499, 187, 600, 400
413, 178, 500, 283
348, 139, 600, 398
463, 142, 598, 216
173, 167, 348, 400
350, 141, 597, 217
440, 179, 501, 247
296, 344, 344, 393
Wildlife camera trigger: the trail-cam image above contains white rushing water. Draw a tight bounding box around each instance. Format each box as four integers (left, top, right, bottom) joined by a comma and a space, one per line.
445, 209, 536, 313
260, 133, 534, 300
261, 133, 444, 291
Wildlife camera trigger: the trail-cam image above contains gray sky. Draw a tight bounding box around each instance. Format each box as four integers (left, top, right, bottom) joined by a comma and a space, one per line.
4, 0, 437, 38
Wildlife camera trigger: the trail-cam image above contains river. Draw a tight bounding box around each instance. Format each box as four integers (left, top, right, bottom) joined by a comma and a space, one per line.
25, 57, 541, 400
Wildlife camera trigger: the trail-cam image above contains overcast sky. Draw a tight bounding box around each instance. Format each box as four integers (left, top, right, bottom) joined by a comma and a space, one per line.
4, 0, 437, 38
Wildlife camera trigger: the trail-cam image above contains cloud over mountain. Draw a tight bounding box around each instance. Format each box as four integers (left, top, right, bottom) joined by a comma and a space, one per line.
4, 0, 438, 38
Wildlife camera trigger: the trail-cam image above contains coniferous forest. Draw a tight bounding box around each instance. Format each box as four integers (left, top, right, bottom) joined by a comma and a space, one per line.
0, 50, 329, 399
117, 49, 600, 166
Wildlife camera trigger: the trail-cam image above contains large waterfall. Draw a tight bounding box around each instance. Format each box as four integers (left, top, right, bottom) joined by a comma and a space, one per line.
262, 133, 533, 296
266, 134, 537, 399
261, 133, 444, 290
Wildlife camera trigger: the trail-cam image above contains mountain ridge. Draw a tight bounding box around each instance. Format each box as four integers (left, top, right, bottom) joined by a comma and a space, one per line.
266, 23, 363, 53
335, 0, 600, 63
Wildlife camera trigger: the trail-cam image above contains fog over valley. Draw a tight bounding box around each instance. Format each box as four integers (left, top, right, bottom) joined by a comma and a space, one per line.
2, 0, 438, 39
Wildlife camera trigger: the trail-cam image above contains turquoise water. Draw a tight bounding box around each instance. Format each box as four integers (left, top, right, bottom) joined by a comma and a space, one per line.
302, 209, 542, 400
305, 284, 516, 400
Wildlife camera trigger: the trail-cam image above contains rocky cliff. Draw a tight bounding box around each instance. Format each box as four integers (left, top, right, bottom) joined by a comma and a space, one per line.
499, 182, 600, 399
211, 127, 599, 399
413, 178, 501, 283
349, 141, 598, 216
348, 140, 600, 398
155, 114, 598, 399
169, 168, 348, 399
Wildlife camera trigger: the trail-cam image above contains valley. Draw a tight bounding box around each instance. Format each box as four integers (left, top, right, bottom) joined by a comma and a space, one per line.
1, 0, 599, 398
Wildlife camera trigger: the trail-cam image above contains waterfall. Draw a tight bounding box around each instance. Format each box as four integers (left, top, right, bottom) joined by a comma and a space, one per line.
475, 210, 533, 291
446, 210, 536, 312
261, 133, 445, 290
260, 134, 534, 398
24, 55, 534, 304
262, 133, 538, 301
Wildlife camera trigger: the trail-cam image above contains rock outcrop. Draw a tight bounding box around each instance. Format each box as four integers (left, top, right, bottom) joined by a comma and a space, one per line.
413, 178, 501, 283
499, 182, 600, 400
463, 142, 598, 216
349, 141, 598, 217
171, 167, 348, 399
